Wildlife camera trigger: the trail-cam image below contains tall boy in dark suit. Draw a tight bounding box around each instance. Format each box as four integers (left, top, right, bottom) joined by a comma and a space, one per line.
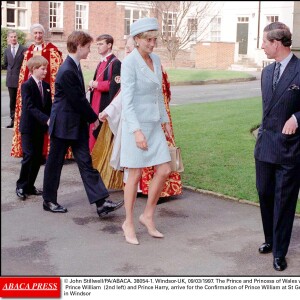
3, 30, 27, 128
16, 56, 52, 200
42, 31, 123, 215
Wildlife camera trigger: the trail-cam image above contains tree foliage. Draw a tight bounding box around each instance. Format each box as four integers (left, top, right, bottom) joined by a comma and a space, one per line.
1, 28, 27, 69
147, 1, 220, 67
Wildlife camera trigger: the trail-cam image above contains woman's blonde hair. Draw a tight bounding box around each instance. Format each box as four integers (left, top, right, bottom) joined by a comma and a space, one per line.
136, 30, 158, 39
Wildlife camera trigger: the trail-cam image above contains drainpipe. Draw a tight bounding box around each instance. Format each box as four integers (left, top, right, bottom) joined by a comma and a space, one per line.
257, 1, 261, 48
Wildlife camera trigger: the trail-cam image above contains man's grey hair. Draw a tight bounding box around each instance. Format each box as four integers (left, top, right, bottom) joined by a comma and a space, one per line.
30, 23, 45, 34
7, 30, 17, 37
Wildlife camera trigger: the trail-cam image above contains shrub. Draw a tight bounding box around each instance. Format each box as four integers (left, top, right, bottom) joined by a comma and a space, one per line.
1, 28, 26, 69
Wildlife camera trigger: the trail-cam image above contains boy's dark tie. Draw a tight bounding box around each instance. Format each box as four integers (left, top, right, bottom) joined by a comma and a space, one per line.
38, 81, 44, 104
272, 62, 281, 91
78, 64, 84, 88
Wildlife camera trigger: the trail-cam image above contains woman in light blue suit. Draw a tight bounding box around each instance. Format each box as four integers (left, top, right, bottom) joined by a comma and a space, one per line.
120, 18, 172, 245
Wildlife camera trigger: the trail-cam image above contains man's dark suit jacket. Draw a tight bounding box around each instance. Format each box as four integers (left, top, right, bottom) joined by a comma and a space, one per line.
20, 77, 52, 133
49, 55, 98, 139
254, 54, 300, 164
4, 44, 27, 88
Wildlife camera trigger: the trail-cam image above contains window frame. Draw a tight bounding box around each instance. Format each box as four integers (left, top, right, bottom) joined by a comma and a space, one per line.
210, 16, 222, 42
75, 1, 89, 30
187, 18, 198, 42
49, 1, 63, 30
1, 1, 28, 29
266, 15, 279, 24
124, 8, 149, 36
162, 11, 177, 38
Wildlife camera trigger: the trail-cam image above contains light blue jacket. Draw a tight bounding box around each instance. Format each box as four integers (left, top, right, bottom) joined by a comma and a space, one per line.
121, 48, 169, 133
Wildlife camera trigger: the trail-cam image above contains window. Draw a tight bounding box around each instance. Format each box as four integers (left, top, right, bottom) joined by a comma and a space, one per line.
188, 18, 198, 41
75, 2, 88, 30
162, 11, 177, 38
210, 16, 221, 42
49, 1, 63, 29
266, 16, 279, 23
237, 17, 249, 23
1, 1, 28, 28
124, 8, 149, 35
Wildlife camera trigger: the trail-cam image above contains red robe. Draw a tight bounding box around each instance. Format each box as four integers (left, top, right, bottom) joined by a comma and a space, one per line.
89, 60, 110, 151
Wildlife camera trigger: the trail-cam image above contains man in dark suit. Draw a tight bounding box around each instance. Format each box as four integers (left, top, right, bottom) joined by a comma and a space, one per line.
3, 30, 27, 128
42, 31, 123, 216
254, 22, 300, 271
16, 56, 52, 200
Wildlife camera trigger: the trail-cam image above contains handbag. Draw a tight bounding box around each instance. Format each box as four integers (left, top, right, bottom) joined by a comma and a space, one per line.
169, 141, 184, 172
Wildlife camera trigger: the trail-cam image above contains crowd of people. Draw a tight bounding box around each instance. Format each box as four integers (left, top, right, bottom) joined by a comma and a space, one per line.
3, 18, 299, 272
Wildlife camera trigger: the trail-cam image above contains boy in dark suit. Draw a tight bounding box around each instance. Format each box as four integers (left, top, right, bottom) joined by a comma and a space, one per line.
42, 31, 123, 215
16, 56, 52, 200
3, 30, 27, 128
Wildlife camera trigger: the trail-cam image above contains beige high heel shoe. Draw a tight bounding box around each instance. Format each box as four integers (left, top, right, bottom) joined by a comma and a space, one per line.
139, 214, 164, 238
122, 223, 139, 245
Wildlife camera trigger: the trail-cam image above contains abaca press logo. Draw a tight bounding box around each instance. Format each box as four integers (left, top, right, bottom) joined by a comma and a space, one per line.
0, 277, 60, 298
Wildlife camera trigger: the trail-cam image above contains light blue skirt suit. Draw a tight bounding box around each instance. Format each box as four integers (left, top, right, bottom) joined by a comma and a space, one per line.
120, 48, 171, 168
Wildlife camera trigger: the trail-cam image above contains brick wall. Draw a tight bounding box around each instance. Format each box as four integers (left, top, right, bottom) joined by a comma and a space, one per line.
27, 2, 233, 70
194, 42, 235, 69
155, 48, 194, 69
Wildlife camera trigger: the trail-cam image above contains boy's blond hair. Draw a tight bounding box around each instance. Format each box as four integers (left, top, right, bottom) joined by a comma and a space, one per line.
27, 56, 48, 73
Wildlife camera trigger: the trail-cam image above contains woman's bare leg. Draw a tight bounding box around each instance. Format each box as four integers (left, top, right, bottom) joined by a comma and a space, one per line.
140, 162, 171, 237
122, 168, 142, 245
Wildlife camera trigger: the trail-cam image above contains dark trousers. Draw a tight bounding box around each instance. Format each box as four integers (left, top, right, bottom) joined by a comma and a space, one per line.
17, 132, 44, 193
43, 135, 109, 204
8, 87, 17, 121
255, 159, 300, 257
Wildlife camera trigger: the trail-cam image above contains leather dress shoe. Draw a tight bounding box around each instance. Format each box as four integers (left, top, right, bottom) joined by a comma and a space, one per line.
43, 201, 68, 213
97, 199, 124, 217
27, 187, 43, 196
273, 257, 287, 271
16, 188, 26, 200
258, 242, 272, 254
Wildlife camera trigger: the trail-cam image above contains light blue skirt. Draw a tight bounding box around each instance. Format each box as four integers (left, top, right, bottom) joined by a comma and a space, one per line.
120, 120, 171, 168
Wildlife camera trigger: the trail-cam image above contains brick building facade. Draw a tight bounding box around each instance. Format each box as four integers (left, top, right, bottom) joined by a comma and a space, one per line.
29, 1, 130, 70
14, 1, 296, 70
1, 1, 225, 70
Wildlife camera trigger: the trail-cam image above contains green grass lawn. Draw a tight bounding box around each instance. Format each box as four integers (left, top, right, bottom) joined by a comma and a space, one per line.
170, 97, 300, 214
83, 69, 254, 85
166, 69, 253, 82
